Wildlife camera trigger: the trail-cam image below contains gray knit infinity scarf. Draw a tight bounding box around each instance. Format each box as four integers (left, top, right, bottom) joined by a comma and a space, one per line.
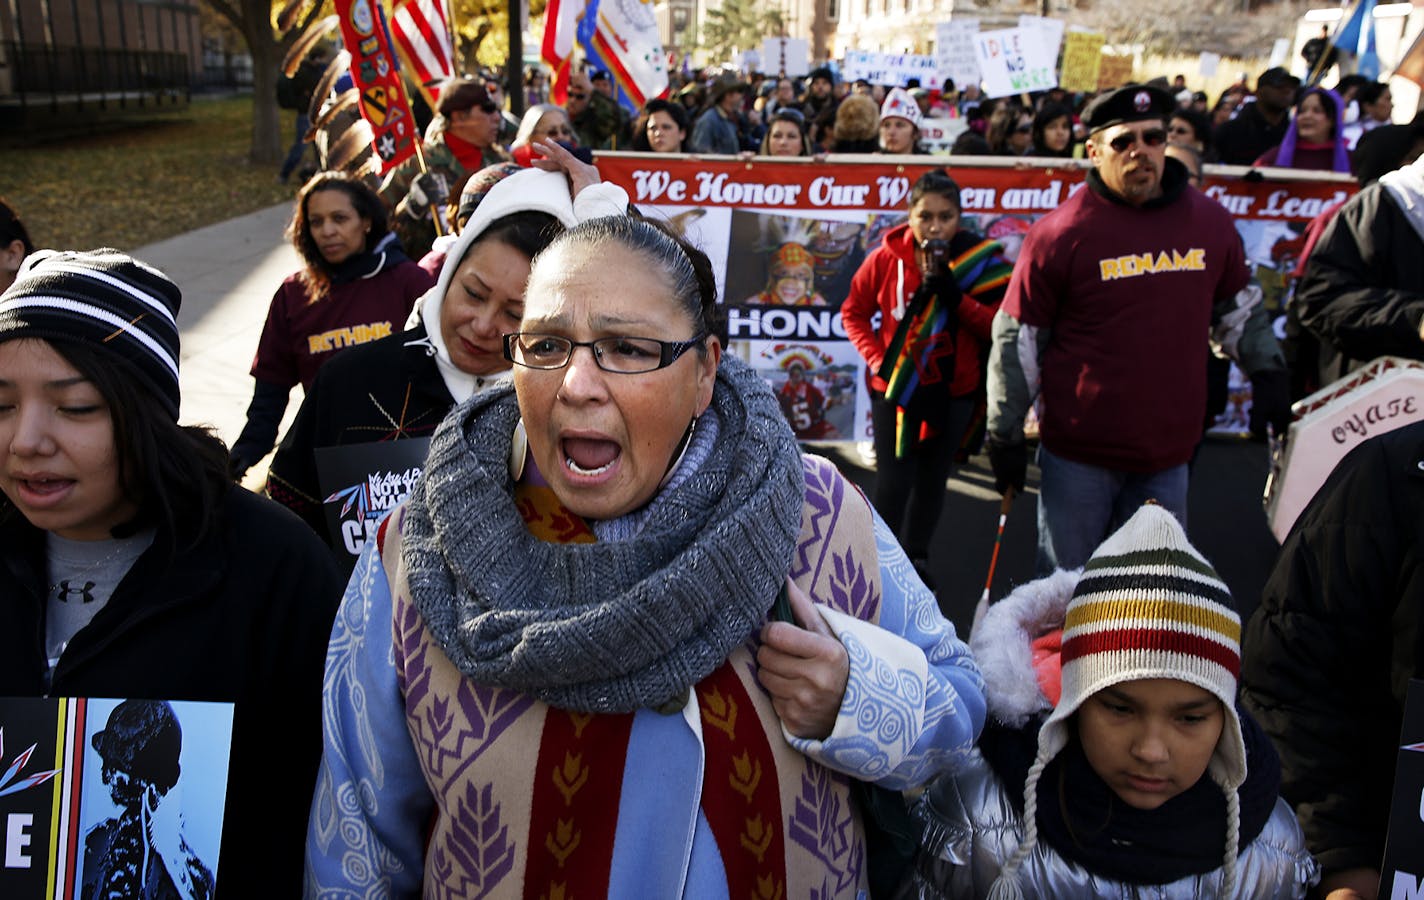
401, 355, 804, 714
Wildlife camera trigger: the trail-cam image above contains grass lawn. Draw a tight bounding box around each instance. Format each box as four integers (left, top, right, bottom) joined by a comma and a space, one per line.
0, 94, 301, 252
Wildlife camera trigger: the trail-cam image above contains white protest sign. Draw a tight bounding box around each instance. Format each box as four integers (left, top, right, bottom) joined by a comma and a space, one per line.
919, 116, 968, 154
1198, 51, 1221, 78
1018, 14, 1065, 63
843, 49, 937, 87
973, 27, 1058, 98
936, 18, 981, 89
761, 37, 810, 76
1268, 37, 1290, 69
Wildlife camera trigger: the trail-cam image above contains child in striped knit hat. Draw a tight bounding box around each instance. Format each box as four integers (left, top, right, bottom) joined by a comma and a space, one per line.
904, 503, 1319, 899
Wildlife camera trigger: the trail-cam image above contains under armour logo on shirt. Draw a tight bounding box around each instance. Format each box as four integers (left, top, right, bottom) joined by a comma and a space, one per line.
55, 581, 97, 604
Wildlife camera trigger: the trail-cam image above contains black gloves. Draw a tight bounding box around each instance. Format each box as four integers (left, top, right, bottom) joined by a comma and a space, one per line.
405, 171, 449, 216
229, 380, 290, 481
986, 437, 1027, 496
1249, 368, 1292, 440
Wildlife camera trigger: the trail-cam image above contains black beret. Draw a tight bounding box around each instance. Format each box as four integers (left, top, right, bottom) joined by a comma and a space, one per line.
1081, 84, 1176, 134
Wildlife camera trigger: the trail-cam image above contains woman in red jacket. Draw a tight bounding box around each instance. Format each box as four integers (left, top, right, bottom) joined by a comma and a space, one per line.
840, 169, 1012, 576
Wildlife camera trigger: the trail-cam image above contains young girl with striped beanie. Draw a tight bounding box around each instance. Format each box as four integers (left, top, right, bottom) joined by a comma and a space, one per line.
903, 503, 1319, 899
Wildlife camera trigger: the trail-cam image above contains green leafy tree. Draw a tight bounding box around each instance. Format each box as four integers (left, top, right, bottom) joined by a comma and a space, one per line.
701, 0, 785, 66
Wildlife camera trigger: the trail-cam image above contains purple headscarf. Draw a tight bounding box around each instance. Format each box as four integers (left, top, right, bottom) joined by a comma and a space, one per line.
1274, 87, 1352, 173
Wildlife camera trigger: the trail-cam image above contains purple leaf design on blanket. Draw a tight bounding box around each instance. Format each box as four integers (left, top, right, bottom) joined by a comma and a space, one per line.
788, 764, 856, 893
827, 544, 880, 621
429, 781, 515, 898
417, 679, 535, 781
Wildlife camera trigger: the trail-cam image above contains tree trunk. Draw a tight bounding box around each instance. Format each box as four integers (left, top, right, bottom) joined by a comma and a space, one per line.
247, 31, 285, 165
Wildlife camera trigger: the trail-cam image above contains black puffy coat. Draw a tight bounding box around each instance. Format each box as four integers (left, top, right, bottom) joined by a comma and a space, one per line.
1242, 421, 1424, 877
0, 488, 343, 898
1295, 181, 1424, 386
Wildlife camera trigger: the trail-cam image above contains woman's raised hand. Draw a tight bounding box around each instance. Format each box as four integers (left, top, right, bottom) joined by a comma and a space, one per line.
530, 138, 602, 199
756, 577, 850, 740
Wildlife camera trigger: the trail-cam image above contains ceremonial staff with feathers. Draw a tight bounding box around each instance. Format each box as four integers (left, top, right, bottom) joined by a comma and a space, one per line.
275, 0, 449, 239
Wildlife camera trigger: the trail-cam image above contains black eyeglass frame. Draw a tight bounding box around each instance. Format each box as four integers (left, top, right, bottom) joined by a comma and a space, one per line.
1107, 127, 1169, 153
503, 332, 709, 373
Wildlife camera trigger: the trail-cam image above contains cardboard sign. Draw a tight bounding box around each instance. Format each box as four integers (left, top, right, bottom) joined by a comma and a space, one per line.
1382, 679, 1424, 897
1198, 51, 1222, 79
1097, 52, 1135, 89
0, 697, 233, 899
974, 27, 1058, 98
761, 37, 809, 77
842, 50, 938, 87
1060, 30, 1105, 93
935, 19, 981, 90
316, 438, 432, 563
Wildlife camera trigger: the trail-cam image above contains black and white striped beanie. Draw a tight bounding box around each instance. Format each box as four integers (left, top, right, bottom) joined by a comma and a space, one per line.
0, 248, 182, 418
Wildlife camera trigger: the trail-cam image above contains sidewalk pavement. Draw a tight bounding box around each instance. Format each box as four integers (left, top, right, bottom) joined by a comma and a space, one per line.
132, 201, 300, 487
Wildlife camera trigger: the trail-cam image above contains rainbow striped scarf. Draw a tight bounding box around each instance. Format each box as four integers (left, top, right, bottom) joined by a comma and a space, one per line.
879, 236, 1012, 457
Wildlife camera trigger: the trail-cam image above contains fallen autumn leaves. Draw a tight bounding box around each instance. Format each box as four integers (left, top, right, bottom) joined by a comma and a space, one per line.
0, 95, 299, 252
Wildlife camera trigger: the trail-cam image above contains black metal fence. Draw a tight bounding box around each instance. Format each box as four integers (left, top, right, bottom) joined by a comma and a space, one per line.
1, 41, 190, 116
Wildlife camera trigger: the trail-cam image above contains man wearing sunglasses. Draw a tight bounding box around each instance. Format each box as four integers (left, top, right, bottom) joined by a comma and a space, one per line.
380, 77, 512, 260
984, 83, 1289, 573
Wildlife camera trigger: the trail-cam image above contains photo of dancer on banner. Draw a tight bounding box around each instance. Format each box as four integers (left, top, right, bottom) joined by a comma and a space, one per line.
79, 699, 232, 900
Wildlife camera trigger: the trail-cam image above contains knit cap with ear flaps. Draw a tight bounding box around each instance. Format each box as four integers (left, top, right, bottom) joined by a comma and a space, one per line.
987, 502, 1245, 900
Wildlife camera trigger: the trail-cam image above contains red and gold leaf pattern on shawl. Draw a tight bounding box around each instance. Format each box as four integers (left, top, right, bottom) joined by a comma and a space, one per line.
514, 483, 596, 544
514, 481, 630, 899
698, 661, 788, 899
523, 707, 635, 898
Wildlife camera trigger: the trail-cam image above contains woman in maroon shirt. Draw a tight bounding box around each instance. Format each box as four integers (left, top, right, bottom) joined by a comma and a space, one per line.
228, 172, 433, 480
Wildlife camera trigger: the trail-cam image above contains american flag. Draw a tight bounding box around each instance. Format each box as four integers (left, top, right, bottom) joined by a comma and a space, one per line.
390, 0, 455, 106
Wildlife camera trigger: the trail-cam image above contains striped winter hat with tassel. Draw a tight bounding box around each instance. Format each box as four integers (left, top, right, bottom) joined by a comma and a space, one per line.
987, 502, 1245, 899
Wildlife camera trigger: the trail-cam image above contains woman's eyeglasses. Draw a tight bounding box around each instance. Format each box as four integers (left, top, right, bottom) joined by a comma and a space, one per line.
504, 332, 707, 374
1107, 128, 1168, 153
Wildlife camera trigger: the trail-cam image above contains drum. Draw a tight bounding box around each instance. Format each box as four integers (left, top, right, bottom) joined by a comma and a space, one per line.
1264, 356, 1424, 542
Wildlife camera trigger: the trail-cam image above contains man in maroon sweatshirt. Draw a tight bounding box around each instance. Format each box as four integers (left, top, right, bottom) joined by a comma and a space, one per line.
984, 83, 1289, 572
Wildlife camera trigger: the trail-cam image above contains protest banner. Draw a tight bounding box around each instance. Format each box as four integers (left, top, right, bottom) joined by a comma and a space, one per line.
334, 0, 419, 174
1060, 30, 1105, 92
974, 28, 1058, 98
0, 697, 233, 898
593, 153, 1354, 441
936, 19, 981, 89
1097, 52, 1134, 89
317, 438, 432, 563
843, 49, 937, 87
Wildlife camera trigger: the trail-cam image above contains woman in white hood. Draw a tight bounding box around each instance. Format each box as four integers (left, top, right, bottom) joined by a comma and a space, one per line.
264, 143, 627, 563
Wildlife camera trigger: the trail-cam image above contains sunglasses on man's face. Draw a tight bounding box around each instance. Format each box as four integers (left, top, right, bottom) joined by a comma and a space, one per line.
1107, 128, 1168, 153
568, 91, 589, 101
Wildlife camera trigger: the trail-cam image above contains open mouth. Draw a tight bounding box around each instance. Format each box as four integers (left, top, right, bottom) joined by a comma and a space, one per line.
14, 475, 74, 503
562, 437, 620, 477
